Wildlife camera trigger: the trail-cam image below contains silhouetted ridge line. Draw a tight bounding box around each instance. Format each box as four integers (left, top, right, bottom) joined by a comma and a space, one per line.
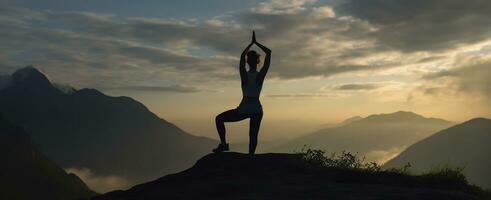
12, 66, 51, 86
359, 111, 447, 123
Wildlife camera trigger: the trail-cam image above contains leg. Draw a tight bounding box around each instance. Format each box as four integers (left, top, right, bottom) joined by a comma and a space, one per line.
248, 113, 263, 155
215, 109, 248, 144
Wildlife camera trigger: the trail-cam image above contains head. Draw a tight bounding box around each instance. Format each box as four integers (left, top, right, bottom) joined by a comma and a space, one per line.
246, 50, 261, 71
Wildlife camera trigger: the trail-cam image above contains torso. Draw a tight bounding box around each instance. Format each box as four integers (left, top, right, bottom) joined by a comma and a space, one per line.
241, 71, 263, 98
238, 72, 263, 114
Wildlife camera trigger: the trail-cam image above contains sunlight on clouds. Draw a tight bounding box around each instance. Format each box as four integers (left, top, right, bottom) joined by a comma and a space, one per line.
1, 0, 490, 123
253, 0, 317, 14
405, 56, 491, 120
311, 6, 335, 19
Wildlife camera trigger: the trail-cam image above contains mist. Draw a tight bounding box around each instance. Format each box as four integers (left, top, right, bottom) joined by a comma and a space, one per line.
65, 167, 131, 193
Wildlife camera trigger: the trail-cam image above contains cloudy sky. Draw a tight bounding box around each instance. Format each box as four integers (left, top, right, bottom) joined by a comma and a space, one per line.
1, 0, 490, 141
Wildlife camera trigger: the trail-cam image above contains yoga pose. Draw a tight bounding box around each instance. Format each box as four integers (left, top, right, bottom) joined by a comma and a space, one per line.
213, 31, 271, 155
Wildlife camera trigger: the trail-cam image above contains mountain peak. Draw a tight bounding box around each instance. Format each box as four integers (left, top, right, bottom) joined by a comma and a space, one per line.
465, 117, 491, 124
390, 110, 422, 117
342, 116, 363, 124
11, 66, 52, 88
364, 111, 426, 121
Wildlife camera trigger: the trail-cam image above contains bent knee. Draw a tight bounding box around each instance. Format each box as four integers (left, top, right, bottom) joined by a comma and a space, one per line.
215, 114, 223, 123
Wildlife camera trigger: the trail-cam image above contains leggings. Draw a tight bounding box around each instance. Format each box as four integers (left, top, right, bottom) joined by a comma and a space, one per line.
215, 109, 263, 154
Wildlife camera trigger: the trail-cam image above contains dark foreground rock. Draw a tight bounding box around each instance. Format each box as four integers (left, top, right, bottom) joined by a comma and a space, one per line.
94, 152, 487, 200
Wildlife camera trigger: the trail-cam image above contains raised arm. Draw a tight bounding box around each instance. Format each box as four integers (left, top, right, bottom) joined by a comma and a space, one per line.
239, 41, 253, 85
254, 34, 271, 79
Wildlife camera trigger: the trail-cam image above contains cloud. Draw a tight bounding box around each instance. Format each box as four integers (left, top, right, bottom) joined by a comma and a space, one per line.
0, 8, 239, 88
253, 0, 318, 14
1, 0, 491, 91
334, 83, 382, 90
408, 55, 491, 105
266, 81, 403, 101
337, 0, 491, 52
312, 6, 336, 19
265, 93, 333, 98
103, 85, 219, 93
422, 60, 491, 98
65, 167, 131, 193
0, 3, 401, 86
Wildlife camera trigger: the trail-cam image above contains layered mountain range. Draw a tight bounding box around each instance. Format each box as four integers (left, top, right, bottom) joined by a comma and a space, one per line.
269, 111, 453, 163
0, 67, 216, 185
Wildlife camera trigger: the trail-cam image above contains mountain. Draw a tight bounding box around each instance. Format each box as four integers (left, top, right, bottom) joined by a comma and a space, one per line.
93, 152, 484, 200
0, 67, 216, 186
315, 116, 365, 130
269, 111, 453, 163
384, 118, 491, 189
341, 115, 363, 124
0, 116, 95, 200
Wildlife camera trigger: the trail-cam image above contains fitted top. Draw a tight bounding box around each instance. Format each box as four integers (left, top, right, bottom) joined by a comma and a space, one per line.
241, 72, 263, 97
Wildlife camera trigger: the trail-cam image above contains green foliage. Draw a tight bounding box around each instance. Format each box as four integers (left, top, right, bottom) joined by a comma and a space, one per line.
298, 146, 381, 173
298, 146, 485, 195
386, 162, 412, 175
422, 166, 468, 185
299, 146, 471, 180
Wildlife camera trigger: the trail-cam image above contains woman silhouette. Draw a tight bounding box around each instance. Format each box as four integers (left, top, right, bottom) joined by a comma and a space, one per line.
213, 31, 271, 155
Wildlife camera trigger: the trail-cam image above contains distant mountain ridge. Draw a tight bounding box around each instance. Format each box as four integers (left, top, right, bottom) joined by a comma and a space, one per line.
269, 111, 453, 163
385, 117, 491, 189
0, 66, 216, 186
341, 116, 363, 124
359, 111, 449, 124
0, 116, 95, 200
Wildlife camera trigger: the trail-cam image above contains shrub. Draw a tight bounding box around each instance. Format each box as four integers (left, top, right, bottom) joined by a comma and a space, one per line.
297, 147, 489, 197
386, 162, 412, 175
298, 147, 469, 180
298, 146, 381, 173
422, 166, 468, 186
